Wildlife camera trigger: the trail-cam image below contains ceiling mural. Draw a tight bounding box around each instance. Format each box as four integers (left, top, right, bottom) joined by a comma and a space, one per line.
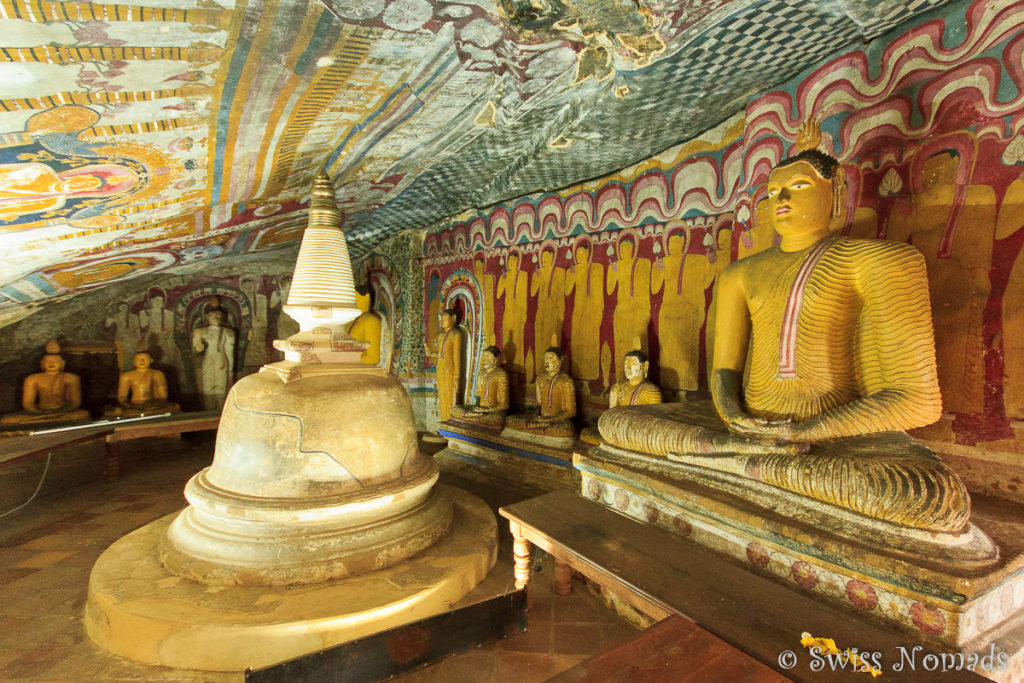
0, 0, 954, 321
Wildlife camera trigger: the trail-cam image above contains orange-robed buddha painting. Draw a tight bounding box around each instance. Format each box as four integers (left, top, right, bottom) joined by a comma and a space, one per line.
0, 161, 139, 226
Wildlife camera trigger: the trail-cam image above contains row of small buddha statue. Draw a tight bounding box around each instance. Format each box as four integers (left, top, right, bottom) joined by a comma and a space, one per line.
1, 340, 180, 429
448, 340, 663, 440
2, 287, 391, 431
444, 119, 970, 535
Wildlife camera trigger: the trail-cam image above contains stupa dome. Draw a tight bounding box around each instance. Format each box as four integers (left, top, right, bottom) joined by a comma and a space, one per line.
206, 372, 420, 498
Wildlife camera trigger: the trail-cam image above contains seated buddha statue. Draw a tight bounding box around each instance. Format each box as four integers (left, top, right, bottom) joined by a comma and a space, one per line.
609, 350, 662, 408
504, 346, 577, 441
2, 340, 90, 426
450, 345, 509, 428
582, 349, 662, 446
598, 123, 971, 534
104, 351, 180, 418
346, 285, 382, 366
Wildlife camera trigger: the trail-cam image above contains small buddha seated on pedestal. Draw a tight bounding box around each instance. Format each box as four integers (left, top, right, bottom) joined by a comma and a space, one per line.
581, 349, 662, 446
2, 340, 90, 427
104, 352, 180, 418
503, 346, 577, 443
450, 345, 509, 429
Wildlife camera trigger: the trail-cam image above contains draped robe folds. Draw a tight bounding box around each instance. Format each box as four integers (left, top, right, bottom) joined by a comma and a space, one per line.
434, 327, 462, 423
600, 237, 969, 533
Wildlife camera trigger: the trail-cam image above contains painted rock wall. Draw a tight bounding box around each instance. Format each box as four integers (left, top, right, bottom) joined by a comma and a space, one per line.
414, 0, 1024, 501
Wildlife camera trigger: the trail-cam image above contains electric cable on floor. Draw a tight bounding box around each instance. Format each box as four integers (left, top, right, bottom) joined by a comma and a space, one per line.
0, 451, 53, 519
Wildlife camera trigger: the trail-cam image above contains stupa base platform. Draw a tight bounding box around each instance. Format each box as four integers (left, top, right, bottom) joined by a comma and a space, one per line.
84, 485, 497, 672
437, 421, 579, 495
575, 447, 1024, 651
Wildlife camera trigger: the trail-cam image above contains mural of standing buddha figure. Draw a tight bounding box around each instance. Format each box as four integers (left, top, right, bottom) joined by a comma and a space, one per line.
431, 308, 462, 424
451, 345, 509, 427
599, 121, 971, 534
104, 351, 180, 417
505, 346, 577, 439
2, 339, 89, 426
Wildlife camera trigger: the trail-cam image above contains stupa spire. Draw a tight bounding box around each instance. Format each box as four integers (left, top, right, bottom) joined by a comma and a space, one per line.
285, 169, 358, 313
272, 169, 370, 374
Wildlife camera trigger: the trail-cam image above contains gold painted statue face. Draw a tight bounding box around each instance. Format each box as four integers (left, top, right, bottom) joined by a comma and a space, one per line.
543, 351, 562, 374
133, 352, 152, 370
440, 311, 455, 331
766, 160, 833, 239
623, 355, 647, 381
206, 310, 223, 326
480, 351, 498, 371
40, 354, 64, 373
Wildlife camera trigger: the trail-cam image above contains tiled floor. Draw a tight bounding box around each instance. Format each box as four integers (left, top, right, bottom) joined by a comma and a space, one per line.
0, 435, 638, 682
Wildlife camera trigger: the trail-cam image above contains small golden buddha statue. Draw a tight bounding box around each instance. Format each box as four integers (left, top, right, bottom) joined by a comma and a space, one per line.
504, 346, 577, 439
451, 345, 509, 428
2, 340, 89, 426
104, 351, 180, 417
581, 349, 662, 446
609, 350, 662, 408
346, 285, 382, 366
599, 121, 970, 534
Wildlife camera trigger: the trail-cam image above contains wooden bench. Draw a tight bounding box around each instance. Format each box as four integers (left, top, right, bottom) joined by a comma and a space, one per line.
499, 491, 988, 683
550, 614, 786, 682
0, 426, 113, 470
104, 411, 220, 480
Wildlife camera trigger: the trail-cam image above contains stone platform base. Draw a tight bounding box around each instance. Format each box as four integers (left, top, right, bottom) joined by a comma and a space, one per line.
84, 485, 497, 672
437, 421, 580, 495
575, 448, 1024, 651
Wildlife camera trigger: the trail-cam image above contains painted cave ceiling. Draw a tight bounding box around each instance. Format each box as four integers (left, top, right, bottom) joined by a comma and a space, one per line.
0, 0, 953, 322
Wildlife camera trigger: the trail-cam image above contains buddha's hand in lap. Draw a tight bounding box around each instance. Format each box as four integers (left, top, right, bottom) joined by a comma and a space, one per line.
726, 414, 805, 443
667, 437, 807, 462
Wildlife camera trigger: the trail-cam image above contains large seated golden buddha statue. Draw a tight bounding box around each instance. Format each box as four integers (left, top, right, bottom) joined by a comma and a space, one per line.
598, 128, 971, 535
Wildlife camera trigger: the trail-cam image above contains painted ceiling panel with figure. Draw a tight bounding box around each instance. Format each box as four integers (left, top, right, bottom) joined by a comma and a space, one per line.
0, 0, 954, 320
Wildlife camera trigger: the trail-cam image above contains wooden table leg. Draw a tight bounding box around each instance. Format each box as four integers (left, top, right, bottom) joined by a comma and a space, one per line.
104, 438, 120, 482
554, 559, 573, 595
510, 521, 532, 590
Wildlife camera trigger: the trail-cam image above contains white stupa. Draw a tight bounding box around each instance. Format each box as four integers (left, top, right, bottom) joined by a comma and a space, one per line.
85, 171, 497, 671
